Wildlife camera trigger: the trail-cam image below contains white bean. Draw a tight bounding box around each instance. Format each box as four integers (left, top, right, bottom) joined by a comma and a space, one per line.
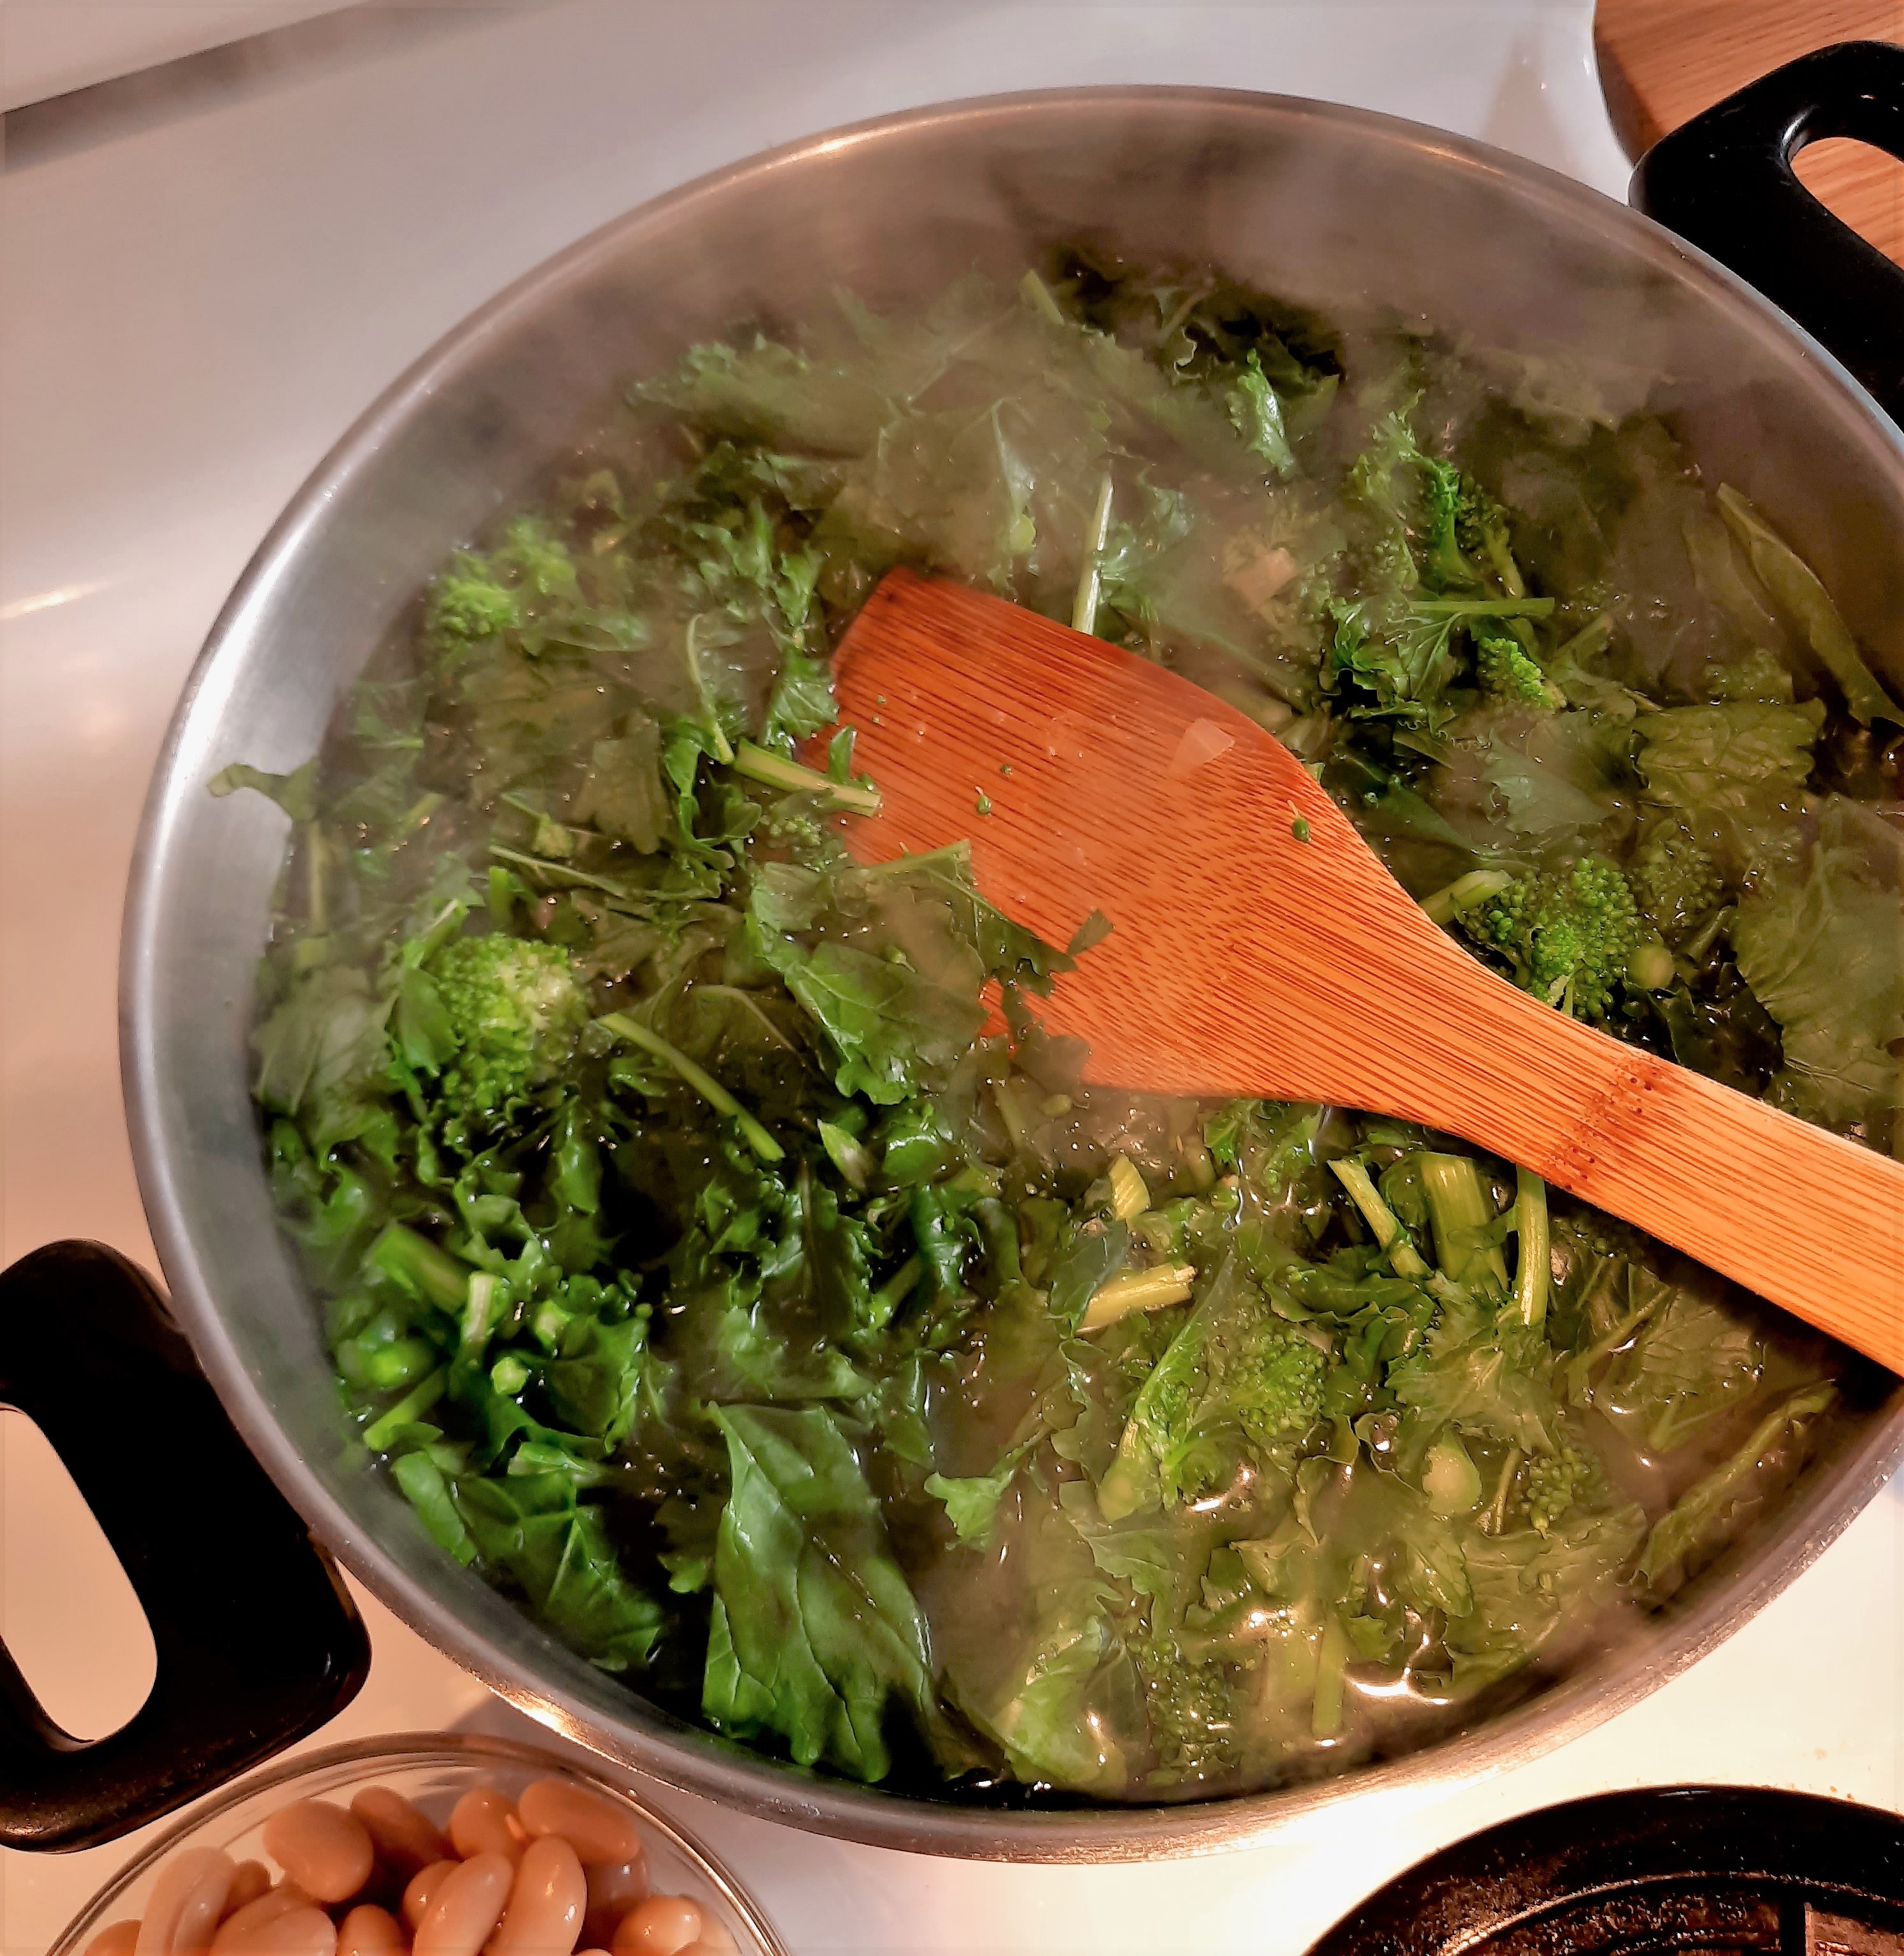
489, 1834, 586, 1955
335, 1904, 408, 1956
264, 1799, 376, 1904
135, 1847, 235, 1956
350, 1786, 451, 1878
610, 1897, 703, 1956
212, 1903, 337, 1955
448, 1788, 522, 1865
211, 1887, 313, 1953
225, 1863, 273, 1918
581, 1856, 649, 1949
413, 1851, 514, 1956
401, 1862, 457, 1933
517, 1781, 643, 1867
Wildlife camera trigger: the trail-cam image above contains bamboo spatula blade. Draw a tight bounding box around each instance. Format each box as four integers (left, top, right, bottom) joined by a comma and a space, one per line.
826, 568, 1904, 1373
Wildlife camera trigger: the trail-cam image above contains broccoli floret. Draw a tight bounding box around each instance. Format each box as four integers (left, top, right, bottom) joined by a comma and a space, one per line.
423, 516, 581, 649
1627, 827, 1722, 942
1411, 443, 1512, 595
1099, 1277, 1327, 1521
1329, 593, 1558, 729
1475, 623, 1556, 708
1424, 459, 1515, 594
429, 935, 589, 1130
1137, 1640, 1237, 1785
1465, 859, 1640, 1019
1525, 1439, 1602, 1534
1348, 415, 1489, 593
1454, 475, 1511, 564
1233, 1319, 1330, 1448
495, 515, 579, 600
428, 554, 520, 646
1417, 452, 1473, 589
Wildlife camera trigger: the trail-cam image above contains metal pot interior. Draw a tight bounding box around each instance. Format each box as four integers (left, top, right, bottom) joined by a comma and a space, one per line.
122, 87, 1904, 1860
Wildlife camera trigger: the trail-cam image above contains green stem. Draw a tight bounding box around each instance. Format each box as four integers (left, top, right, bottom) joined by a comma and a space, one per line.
1681, 903, 1734, 964
487, 844, 634, 897
595, 1011, 784, 1162
1154, 283, 1205, 350
867, 1256, 923, 1333
1328, 1159, 1431, 1281
858, 843, 962, 880
369, 1222, 473, 1314
1512, 1167, 1549, 1328
461, 1271, 505, 1351
731, 740, 881, 817
1071, 471, 1116, 636
1552, 614, 1614, 665
1478, 531, 1545, 656
363, 1368, 447, 1453
302, 826, 333, 935
1020, 269, 1066, 326
1106, 1153, 1150, 1222
683, 615, 735, 764
992, 1079, 1034, 1159
1311, 1614, 1349, 1739
1420, 867, 1517, 926
817, 1120, 874, 1190
1637, 1383, 1837, 1589
973, 1200, 1023, 1287
1412, 596, 1556, 618
1484, 529, 1528, 600
878, 1256, 924, 1307
1628, 937, 1675, 992
1419, 1152, 1508, 1287
1482, 1444, 1524, 1536
694, 984, 798, 1053
396, 790, 446, 841
1565, 1289, 1660, 1405
1078, 1262, 1197, 1332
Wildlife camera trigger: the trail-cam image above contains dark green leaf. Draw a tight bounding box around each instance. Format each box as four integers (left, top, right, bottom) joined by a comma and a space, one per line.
704, 1405, 962, 1780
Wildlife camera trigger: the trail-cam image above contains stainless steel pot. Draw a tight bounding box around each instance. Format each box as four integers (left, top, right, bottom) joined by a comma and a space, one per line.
107, 76, 1904, 1860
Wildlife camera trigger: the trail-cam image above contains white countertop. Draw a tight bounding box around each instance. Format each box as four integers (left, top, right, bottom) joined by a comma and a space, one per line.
3, 4, 1897, 1951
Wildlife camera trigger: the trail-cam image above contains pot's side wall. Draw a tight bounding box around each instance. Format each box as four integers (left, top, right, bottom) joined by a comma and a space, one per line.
126, 91, 1904, 1858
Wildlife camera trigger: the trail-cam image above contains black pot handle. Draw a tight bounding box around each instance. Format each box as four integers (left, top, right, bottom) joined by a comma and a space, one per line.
1631, 40, 1904, 427
0, 1241, 368, 1850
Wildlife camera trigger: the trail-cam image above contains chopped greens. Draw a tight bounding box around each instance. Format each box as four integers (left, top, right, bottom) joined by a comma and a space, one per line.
239, 255, 1872, 1808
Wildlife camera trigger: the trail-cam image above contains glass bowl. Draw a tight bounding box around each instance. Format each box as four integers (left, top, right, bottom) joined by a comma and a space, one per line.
50, 1731, 788, 1955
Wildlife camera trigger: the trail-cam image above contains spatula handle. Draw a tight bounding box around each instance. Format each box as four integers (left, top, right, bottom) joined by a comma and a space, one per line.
825, 567, 1904, 1370
1431, 990, 1904, 1372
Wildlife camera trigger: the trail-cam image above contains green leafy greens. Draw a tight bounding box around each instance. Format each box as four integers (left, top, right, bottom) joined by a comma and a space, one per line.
238, 255, 1863, 1807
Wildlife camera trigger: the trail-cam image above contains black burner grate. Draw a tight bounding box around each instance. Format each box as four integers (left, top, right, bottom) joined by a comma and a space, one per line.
1310, 1791, 1904, 1956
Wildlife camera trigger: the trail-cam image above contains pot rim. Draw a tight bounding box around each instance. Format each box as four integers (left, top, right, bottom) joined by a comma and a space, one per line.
121, 82, 1904, 1862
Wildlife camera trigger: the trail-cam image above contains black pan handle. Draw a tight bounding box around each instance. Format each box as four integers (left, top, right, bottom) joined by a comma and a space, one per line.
0, 1241, 368, 1849
1632, 40, 1904, 427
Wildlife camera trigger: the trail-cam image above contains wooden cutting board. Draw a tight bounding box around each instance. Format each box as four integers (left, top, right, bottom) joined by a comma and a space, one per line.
1595, 0, 1904, 264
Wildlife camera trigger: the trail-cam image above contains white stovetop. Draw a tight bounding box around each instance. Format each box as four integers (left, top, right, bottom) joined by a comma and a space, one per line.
0, 1, 362, 113
3, 4, 1899, 1952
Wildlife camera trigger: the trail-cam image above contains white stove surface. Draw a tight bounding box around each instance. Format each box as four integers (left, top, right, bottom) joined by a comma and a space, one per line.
2, 4, 1898, 1951
0, 1, 363, 113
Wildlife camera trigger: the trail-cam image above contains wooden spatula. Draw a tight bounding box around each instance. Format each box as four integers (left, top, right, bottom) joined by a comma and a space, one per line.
824, 567, 1904, 1374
